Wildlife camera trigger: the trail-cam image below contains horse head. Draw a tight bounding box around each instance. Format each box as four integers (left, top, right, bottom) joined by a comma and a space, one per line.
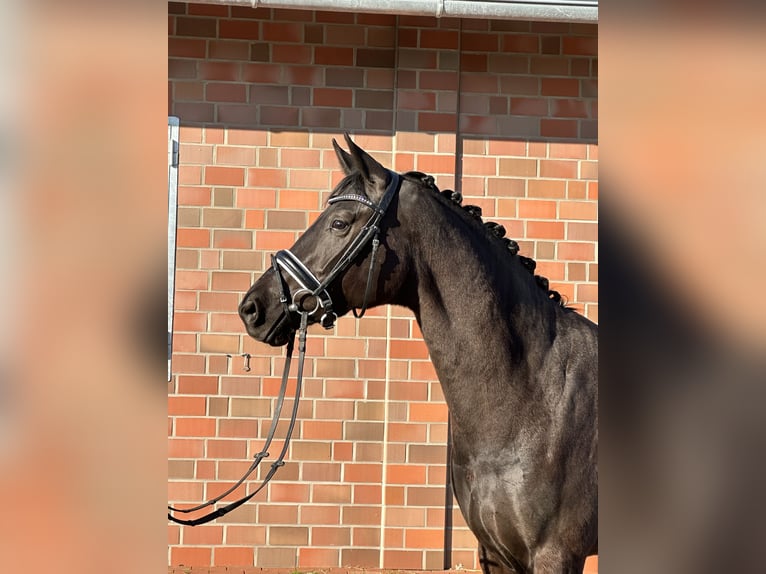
239, 134, 411, 346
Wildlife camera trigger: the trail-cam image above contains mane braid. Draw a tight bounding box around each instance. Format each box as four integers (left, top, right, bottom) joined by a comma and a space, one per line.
403, 171, 572, 310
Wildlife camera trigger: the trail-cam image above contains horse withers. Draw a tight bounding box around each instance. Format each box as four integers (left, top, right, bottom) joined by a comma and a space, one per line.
239, 135, 598, 573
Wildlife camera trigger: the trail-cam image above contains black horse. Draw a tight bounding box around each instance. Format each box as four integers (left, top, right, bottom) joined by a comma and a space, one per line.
239, 135, 598, 573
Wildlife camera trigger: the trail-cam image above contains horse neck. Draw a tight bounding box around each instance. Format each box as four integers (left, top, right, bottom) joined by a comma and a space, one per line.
397, 192, 557, 433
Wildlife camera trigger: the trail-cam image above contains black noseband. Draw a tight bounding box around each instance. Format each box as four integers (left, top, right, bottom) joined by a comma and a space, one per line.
270, 170, 401, 330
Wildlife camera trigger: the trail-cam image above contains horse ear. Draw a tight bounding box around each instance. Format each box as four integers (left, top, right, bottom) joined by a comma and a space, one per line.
343, 132, 389, 187
332, 138, 354, 175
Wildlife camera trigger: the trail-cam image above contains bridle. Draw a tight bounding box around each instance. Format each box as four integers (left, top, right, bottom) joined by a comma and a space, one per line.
168, 170, 401, 526
271, 169, 401, 331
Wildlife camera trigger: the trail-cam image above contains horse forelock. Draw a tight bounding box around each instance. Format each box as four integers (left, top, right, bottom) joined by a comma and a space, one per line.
328, 172, 367, 202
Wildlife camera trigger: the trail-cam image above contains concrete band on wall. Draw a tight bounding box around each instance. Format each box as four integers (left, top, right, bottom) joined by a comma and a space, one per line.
190, 0, 598, 23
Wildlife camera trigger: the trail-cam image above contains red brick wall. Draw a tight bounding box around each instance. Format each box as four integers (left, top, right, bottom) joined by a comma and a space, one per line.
168, 3, 597, 570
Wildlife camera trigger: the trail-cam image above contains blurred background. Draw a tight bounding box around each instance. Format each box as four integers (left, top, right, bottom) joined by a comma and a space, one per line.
0, 1, 764, 573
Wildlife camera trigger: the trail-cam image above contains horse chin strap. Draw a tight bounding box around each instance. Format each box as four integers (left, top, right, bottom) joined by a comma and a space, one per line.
168, 171, 401, 527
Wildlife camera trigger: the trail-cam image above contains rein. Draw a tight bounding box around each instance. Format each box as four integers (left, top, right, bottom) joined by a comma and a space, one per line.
168, 312, 309, 526
168, 171, 401, 527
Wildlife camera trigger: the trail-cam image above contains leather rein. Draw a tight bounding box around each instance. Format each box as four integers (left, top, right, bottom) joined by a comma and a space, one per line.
168, 171, 401, 526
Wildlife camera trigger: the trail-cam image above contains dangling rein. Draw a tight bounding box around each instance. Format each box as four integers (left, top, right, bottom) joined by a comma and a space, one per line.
167, 312, 309, 526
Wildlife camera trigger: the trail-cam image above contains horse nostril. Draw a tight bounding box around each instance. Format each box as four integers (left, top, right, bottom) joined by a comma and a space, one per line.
239, 297, 263, 327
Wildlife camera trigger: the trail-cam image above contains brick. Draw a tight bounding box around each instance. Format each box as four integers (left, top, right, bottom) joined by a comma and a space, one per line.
498, 158, 537, 177
419, 70, 458, 91
489, 54, 530, 75
342, 505, 382, 526
344, 422, 384, 442
269, 483, 310, 502
213, 187, 234, 207
172, 333, 196, 353
177, 228, 209, 248
552, 99, 589, 118
418, 112, 457, 132
420, 29, 459, 49
175, 16, 216, 38
262, 210, 304, 231
558, 242, 596, 261
270, 526, 309, 545
173, 102, 214, 123
214, 547, 254, 566
410, 402, 448, 422
176, 270, 208, 290
560, 200, 597, 221
398, 90, 437, 111
199, 291, 241, 312
199, 334, 239, 353
405, 527, 444, 548
462, 32, 499, 52
518, 199, 556, 219
284, 65, 323, 85
254, 230, 296, 251
541, 78, 580, 97
302, 462, 342, 482
290, 169, 330, 190
304, 528, 351, 548
461, 73, 499, 95
246, 168, 286, 188
461, 114, 501, 135
302, 107, 341, 127
170, 547, 211, 566
169, 37, 206, 59
299, 548, 340, 567
173, 311, 207, 332
357, 48, 396, 68
250, 85, 289, 105
549, 142, 587, 159
568, 222, 598, 241
242, 63, 281, 84
260, 105, 300, 126
173, 81, 204, 102
313, 484, 352, 503
204, 167, 245, 186
202, 208, 243, 229
257, 547, 298, 568
324, 22, 364, 44
205, 83, 246, 103
314, 87, 353, 108
175, 416, 216, 437
407, 486, 444, 506
212, 230, 252, 249
528, 179, 566, 199
563, 35, 598, 56
216, 146, 256, 166
219, 19, 260, 40
502, 33, 539, 53
541, 118, 578, 138
510, 97, 548, 116
269, 43, 309, 64
527, 221, 565, 239
540, 159, 578, 178
177, 207, 200, 228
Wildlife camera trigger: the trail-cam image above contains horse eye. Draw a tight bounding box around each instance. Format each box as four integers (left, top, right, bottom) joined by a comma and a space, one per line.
331, 219, 348, 231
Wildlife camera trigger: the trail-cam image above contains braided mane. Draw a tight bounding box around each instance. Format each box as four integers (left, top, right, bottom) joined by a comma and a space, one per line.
402, 171, 571, 309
